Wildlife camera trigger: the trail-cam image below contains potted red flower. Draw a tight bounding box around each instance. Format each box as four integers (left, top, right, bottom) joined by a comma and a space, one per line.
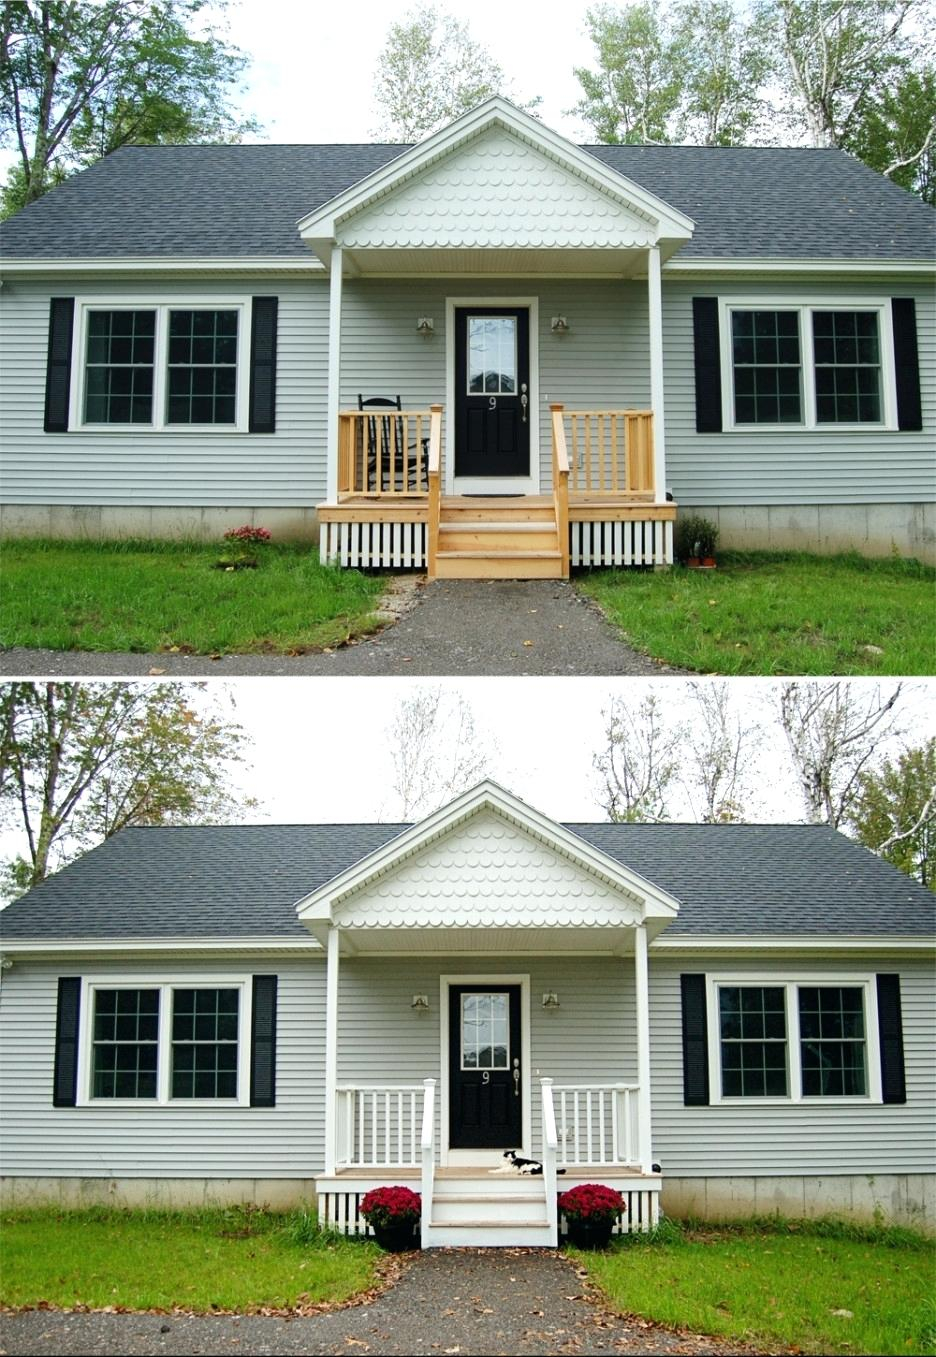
360, 1185, 421, 1251
558, 1182, 625, 1249
216, 524, 272, 570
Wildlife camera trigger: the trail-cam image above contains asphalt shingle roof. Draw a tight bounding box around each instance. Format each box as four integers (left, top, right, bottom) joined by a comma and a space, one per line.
0, 821, 931, 941
0, 142, 932, 261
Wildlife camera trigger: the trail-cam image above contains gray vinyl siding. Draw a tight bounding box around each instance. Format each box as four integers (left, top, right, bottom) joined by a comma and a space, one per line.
341, 278, 651, 489
0, 277, 330, 507
0, 956, 328, 1178
649, 954, 936, 1177
661, 276, 936, 506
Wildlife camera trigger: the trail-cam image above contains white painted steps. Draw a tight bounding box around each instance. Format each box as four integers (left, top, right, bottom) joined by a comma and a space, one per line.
425, 1172, 555, 1248
432, 497, 565, 580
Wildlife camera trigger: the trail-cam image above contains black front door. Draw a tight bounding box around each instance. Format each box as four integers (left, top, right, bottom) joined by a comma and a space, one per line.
454, 308, 530, 479
449, 984, 522, 1149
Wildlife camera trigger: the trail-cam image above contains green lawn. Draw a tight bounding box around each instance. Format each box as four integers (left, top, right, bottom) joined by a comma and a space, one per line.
574, 1217, 936, 1357
0, 1206, 382, 1312
577, 551, 936, 675
0, 539, 385, 655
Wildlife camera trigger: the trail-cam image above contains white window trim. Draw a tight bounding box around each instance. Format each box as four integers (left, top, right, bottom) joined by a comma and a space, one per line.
718, 297, 898, 433
77, 974, 253, 1107
69, 296, 251, 433
705, 972, 882, 1106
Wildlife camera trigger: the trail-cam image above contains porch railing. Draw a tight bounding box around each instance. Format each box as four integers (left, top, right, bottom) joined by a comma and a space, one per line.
556, 409, 655, 499
540, 1077, 560, 1244
426, 402, 443, 577
337, 410, 434, 498
552, 1083, 640, 1167
335, 1084, 425, 1168
550, 405, 571, 577
420, 1078, 436, 1248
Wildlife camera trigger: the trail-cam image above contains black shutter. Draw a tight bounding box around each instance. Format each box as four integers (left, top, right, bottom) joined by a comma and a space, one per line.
249, 297, 278, 433
876, 973, 906, 1105
692, 297, 722, 433
53, 977, 81, 1107
250, 974, 278, 1107
44, 297, 75, 432
892, 299, 922, 432
680, 973, 710, 1106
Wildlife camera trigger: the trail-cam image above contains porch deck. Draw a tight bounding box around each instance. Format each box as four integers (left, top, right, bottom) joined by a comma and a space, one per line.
319, 406, 676, 576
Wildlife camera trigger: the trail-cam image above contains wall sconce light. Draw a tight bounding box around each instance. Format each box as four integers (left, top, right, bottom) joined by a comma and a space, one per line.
550, 316, 569, 334
411, 993, 430, 1011
416, 316, 434, 336
542, 991, 561, 1010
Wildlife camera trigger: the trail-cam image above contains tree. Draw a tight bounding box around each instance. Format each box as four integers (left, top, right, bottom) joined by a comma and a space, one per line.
0, 681, 253, 895
372, 4, 537, 141
849, 739, 935, 889
594, 692, 685, 822
573, 3, 682, 144
383, 686, 494, 820
777, 680, 904, 827
0, 0, 257, 215
683, 681, 762, 822
843, 65, 936, 203
670, 0, 771, 144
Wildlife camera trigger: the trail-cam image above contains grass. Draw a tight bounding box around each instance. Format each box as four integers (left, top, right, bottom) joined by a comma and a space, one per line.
577, 551, 936, 675
0, 539, 386, 655
0, 1205, 382, 1312
572, 1215, 936, 1356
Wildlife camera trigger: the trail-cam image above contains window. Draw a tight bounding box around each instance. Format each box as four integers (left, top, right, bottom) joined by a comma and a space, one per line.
467, 315, 517, 394
461, 992, 509, 1070
74, 300, 248, 430
709, 977, 879, 1102
722, 301, 894, 430
82, 979, 249, 1104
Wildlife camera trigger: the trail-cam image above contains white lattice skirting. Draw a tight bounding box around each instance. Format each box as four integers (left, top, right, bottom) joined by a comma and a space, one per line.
320, 521, 428, 569
571, 519, 673, 567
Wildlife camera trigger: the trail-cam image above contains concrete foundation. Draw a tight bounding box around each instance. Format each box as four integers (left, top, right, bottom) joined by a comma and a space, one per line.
0, 1176, 319, 1211
678, 502, 936, 564
0, 504, 322, 544
662, 1173, 936, 1233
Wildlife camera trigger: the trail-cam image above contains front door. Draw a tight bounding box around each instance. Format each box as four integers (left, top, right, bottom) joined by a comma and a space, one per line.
454, 308, 530, 480
449, 984, 523, 1149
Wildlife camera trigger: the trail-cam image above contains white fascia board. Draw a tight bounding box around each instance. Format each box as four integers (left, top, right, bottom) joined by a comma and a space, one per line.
0, 256, 324, 276
294, 778, 681, 926
0, 936, 322, 956
297, 97, 694, 245
664, 256, 936, 276
650, 933, 934, 953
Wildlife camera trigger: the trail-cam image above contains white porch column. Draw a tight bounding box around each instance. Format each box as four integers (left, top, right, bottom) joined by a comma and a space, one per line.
634, 923, 654, 1174
325, 245, 344, 503
647, 245, 667, 503
323, 924, 340, 1175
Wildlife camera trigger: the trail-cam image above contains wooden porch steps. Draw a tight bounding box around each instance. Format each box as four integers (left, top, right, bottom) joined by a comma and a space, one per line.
433, 497, 565, 580
426, 1174, 553, 1248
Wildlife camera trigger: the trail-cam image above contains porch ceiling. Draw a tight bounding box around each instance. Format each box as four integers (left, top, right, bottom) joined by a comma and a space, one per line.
334, 924, 639, 955
340, 246, 650, 277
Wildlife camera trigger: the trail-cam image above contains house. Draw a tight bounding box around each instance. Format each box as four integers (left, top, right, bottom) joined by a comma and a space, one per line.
0, 98, 933, 575
0, 780, 932, 1245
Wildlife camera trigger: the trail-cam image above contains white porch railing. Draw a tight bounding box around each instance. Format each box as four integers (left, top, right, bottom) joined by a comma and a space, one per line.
552, 1083, 640, 1167
420, 1077, 436, 1249
335, 1083, 425, 1168
540, 1077, 560, 1244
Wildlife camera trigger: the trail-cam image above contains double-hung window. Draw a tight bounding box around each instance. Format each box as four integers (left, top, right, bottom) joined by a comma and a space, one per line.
722, 301, 894, 430
75, 301, 248, 431
709, 977, 879, 1102
83, 978, 250, 1104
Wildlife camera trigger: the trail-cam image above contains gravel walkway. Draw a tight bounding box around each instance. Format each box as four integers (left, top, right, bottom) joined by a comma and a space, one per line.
0, 1248, 767, 1357
0, 579, 686, 677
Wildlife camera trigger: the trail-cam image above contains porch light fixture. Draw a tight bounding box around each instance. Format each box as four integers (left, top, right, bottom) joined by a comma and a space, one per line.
411, 993, 430, 1011
550, 316, 569, 334
542, 991, 561, 1010
416, 316, 435, 336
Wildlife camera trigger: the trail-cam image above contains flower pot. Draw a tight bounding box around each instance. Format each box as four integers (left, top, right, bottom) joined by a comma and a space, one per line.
686, 557, 702, 569
565, 1217, 615, 1249
371, 1221, 418, 1251
700, 557, 717, 568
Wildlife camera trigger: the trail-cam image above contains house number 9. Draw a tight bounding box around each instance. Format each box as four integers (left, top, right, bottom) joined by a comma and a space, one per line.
482, 1071, 490, 1084
488, 396, 497, 410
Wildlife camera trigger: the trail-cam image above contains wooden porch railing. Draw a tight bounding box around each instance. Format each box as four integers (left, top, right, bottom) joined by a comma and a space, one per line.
335, 1083, 425, 1168
552, 1083, 640, 1167
426, 402, 443, 578
337, 410, 433, 498
561, 410, 655, 499
550, 404, 571, 577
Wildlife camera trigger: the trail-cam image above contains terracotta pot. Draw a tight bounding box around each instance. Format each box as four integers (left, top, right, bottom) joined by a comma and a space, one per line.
565, 1217, 615, 1249
686, 557, 702, 568
371, 1221, 418, 1251
700, 557, 717, 568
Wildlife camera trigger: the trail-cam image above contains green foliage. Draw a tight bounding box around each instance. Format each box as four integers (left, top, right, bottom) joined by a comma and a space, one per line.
573, 3, 683, 143
0, 0, 258, 215
0, 679, 254, 893
843, 67, 936, 204
0, 1206, 379, 1311
372, 3, 539, 140
675, 513, 719, 559
850, 738, 936, 889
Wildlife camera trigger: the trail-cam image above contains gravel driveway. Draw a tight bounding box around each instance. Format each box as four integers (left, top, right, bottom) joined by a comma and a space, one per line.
0, 1247, 768, 1357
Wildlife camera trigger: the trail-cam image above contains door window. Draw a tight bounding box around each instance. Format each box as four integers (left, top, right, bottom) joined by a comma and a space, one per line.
461, 992, 509, 1070
467, 316, 517, 394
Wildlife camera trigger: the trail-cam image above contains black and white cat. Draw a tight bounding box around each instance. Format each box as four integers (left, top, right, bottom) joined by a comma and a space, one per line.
491, 1149, 566, 1175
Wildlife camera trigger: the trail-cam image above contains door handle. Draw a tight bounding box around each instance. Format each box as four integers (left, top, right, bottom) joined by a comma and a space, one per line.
513, 1058, 520, 1096
520, 383, 528, 424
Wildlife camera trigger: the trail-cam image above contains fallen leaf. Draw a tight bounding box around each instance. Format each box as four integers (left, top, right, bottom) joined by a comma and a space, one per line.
523, 640, 534, 646
831, 1309, 854, 1319
148, 667, 166, 676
